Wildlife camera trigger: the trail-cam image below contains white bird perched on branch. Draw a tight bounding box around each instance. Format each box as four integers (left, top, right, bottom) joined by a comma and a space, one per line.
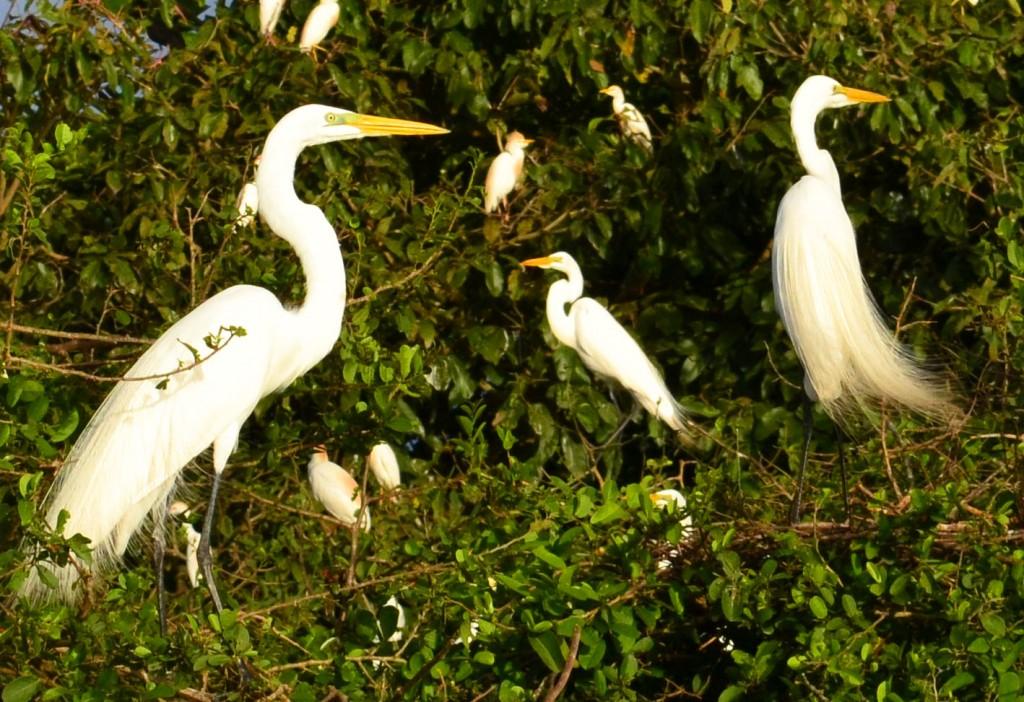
520, 251, 689, 437
650, 488, 694, 571
308, 446, 371, 530
599, 85, 652, 152
19, 104, 446, 611
259, 0, 286, 38
368, 442, 401, 490
772, 75, 958, 522
484, 131, 532, 221
299, 0, 340, 53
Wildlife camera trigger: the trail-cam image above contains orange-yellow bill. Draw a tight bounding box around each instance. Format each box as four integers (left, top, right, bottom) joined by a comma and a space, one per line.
347, 113, 450, 137
836, 86, 890, 104
521, 256, 556, 267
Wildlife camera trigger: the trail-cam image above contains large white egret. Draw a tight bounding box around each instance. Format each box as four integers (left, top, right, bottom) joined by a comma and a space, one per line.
599, 85, 652, 152
299, 0, 340, 53
521, 252, 688, 436
484, 131, 532, 221
308, 446, 371, 530
773, 75, 957, 522
20, 104, 447, 610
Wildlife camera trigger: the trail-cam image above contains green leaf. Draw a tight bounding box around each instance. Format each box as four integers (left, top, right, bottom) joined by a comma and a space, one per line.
809, 596, 827, 619
528, 631, 563, 673
2, 676, 40, 702
939, 671, 975, 696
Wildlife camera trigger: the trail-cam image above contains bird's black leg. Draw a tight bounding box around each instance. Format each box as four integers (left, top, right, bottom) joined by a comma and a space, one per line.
789, 394, 814, 525
198, 471, 251, 682
198, 471, 224, 615
153, 515, 168, 636
834, 423, 850, 524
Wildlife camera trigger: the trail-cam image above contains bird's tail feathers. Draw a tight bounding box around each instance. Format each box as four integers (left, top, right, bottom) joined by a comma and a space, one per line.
18, 388, 185, 605
785, 260, 959, 426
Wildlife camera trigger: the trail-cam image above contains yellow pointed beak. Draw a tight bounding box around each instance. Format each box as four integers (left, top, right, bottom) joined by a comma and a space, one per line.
522, 138, 535, 146
521, 256, 556, 268
836, 86, 890, 104
347, 113, 450, 137
599, 87, 614, 96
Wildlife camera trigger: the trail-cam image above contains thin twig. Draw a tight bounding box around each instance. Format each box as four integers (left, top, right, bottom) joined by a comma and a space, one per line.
348, 247, 446, 305
542, 625, 582, 702
4, 322, 150, 344
6, 327, 242, 383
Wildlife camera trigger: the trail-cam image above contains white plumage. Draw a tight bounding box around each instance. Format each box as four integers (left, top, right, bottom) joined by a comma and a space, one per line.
182, 523, 202, 588
521, 251, 688, 435
20, 105, 446, 604
772, 75, 956, 422
259, 0, 286, 37
483, 131, 531, 215
308, 447, 370, 530
235, 181, 259, 228
368, 442, 401, 490
299, 0, 340, 53
600, 85, 652, 151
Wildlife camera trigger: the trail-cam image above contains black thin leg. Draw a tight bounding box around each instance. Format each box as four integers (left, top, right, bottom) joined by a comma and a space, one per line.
789, 395, 814, 525
154, 519, 168, 636
834, 424, 850, 524
198, 471, 224, 615
197, 472, 251, 682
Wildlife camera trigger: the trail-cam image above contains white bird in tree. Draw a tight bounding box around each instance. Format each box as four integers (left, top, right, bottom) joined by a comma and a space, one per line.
299, 0, 340, 53
520, 251, 688, 436
368, 442, 401, 490
773, 75, 958, 522
234, 154, 261, 229
599, 85, 652, 151
308, 446, 371, 530
259, 0, 286, 39
650, 488, 694, 571
484, 131, 532, 221
19, 105, 446, 615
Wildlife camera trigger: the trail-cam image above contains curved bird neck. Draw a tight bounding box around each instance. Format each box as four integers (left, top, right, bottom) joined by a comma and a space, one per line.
610, 94, 626, 114
545, 263, 585, 349
791, 105, 842, 195
256, 125, 346, 354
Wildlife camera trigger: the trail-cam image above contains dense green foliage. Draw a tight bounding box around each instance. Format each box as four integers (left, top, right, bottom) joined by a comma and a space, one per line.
2, 0, 1024, 698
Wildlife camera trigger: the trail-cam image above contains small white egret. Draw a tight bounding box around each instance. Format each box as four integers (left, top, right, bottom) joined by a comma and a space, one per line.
599, 85, 652, 151
182, 522, 202, 589
520, 252, 688, 436
773, 75, 958, 522
368, 442, 401, 490
484, 131, 532, 221
299, 0, 340, 53
308, 446, 371, 530
234, 182, 259, 228
259, 0, 286, 38
650, 488, 694, 571
20, 105, 446, 610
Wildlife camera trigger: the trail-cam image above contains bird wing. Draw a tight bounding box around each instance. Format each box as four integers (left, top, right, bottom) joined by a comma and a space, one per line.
484, 152, 516, 212
619, 102, 652, 146
42, 285, 286, 571
300, 2, 340, 49
570, 297, 686, 431
259, 0, 284, 35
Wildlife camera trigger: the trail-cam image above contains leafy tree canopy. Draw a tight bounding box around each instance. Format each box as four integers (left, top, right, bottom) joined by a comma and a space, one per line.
1, 0, 1023, 699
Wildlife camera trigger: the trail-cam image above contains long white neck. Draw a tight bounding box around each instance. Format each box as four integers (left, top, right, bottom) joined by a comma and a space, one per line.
791, 105, 842, 195
611, 94, 626, 114
256, 122, 346, 366
545, 260, 585, 349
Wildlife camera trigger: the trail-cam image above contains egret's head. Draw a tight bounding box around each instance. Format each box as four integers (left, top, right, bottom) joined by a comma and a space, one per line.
792, 75, 889, 116
505, 130, 533, 150
311, 444, 329, 463
651, 489, 687, 511
600, 85, 625, 101
520, 251, 574, 274
276, 104, 449, 148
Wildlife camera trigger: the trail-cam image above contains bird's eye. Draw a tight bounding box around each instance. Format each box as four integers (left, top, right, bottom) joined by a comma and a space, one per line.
326, 113, 338, 124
